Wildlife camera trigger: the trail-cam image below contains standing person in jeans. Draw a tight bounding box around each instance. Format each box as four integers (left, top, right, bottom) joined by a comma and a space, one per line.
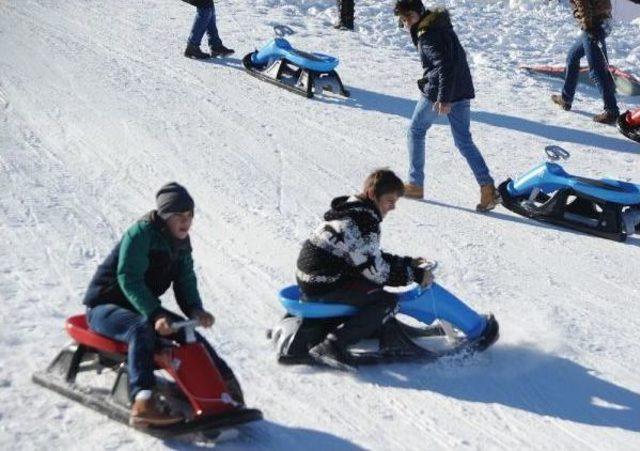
393, 0, 499, 212
182, 0, 234, 59
334, 0, 355, 30
296, 169, 435, 370
83, 182, 243, 427
551, 0, 619, 124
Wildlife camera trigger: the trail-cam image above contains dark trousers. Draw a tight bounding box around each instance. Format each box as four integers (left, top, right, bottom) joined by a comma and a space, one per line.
87, 304, 233, 400
337, 0, 354, 28
303, 278, 398, 348
561, 23, 619, 115
187, 3, 223, 48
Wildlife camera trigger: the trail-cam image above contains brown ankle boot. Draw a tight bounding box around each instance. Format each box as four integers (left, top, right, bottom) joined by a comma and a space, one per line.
477, 184, 499, 212
592, 111, 617, 125
130, 397, 183, 428
403, 183, 424, 200
551, 94, 571, 111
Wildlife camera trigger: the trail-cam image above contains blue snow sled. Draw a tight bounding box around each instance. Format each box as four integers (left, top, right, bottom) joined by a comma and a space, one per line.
270, 283, 498, 366
499, 161, 640, 241
242, 38, 349, 98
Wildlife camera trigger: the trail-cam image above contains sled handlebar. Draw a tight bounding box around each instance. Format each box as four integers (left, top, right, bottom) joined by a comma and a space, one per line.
171, 319, 200, 343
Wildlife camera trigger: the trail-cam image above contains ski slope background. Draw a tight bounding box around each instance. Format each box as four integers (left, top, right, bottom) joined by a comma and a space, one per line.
1, 0, 639, 449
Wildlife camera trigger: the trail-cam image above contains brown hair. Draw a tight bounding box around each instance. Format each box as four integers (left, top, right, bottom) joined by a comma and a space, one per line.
362, 168, 405, 198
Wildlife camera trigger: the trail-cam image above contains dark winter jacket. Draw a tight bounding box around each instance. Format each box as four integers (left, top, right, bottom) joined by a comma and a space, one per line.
570, 0, 612, 31
411, 8, 475, 103
296, 195, 425, 297
83, 211, 203, 320
181, 0, 213, 8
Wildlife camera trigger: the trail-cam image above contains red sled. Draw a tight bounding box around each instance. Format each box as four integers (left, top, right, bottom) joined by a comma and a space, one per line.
518, 64, 640, 96
32, 315, 262, 439
618, 108, 640, 144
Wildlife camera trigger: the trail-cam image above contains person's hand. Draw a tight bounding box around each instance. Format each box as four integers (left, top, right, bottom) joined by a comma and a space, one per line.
154, 315, 173, 336
433, 101, 452, 115
192, 309, 215, 328
417, 78, 427, 92
419, 268, 435, 289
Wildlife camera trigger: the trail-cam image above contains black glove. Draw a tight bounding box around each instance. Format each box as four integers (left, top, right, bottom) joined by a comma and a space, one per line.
417, 78, 427, 92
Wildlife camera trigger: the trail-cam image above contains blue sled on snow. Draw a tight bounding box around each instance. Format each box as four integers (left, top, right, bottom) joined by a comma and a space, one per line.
499, 161, 640, 241
242, 38, 350, 99
269, 283, 499, 366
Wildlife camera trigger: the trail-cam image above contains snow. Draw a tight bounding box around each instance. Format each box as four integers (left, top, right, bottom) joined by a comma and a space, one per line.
1, 0, 639, 449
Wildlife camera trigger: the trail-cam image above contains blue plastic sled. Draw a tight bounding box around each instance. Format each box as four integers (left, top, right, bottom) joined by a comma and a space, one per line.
279, 283, 486, 340
499, 161, 640, 241
242, 38, 350, 99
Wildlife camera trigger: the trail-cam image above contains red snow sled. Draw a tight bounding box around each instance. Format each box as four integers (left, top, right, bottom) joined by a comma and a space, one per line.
618, 108, 640, 143
32, 315, 262, 439
519, 64, 640, 96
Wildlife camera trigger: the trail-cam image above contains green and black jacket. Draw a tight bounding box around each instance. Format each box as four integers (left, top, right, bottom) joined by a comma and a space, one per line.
83, 211, 203, 320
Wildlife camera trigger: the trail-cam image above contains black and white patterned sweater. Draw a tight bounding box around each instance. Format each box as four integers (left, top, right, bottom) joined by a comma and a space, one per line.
296, 195, 425, 297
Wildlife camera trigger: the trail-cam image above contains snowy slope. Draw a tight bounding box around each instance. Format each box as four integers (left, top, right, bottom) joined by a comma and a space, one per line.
1, 0, 639, 449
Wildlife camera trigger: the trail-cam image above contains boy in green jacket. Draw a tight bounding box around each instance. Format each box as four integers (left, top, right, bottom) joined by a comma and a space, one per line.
83, 182, 242, 427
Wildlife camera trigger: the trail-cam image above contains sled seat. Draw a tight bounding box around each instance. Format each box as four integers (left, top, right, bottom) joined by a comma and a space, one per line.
251, 38, 339, 73
66, 314, 128, 355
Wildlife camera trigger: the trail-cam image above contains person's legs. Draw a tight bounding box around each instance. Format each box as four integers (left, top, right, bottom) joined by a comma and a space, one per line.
305, 279, 398, 349
561, 34, 586, 105
87, 304, 156, 401
188, 6, 213, 48
582, 27, 619, 115
447, 100, 493, 187
205, 2, 223, 49
407, 96, 438, 188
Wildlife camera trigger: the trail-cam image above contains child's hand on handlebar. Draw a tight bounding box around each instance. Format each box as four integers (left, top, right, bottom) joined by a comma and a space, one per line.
154, 315, 174, 336
192, 309, 215, 328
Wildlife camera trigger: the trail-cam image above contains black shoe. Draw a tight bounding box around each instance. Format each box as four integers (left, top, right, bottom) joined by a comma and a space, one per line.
471, 314, 499, 352
333, 22, 354, 31
210, 44, 235, 57
184, 44, 210, 60
593, 110, 618, 125
308, 339, 355, 372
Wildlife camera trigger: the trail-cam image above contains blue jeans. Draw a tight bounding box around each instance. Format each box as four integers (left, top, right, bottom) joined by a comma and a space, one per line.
407, 97, 493, 187
561, 24, 619, 114
188, 5, 222, 48
87, 304, 232, 400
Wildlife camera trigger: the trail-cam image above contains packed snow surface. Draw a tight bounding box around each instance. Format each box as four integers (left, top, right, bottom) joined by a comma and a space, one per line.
1, 0, 639, 449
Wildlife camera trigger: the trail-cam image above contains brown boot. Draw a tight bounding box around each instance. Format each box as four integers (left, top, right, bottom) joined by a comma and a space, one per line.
551, 94, 571, 111
130, 397, 183, 428
403, 183, 424, 200
476, 184, 500, 212
592, 111, 617, 125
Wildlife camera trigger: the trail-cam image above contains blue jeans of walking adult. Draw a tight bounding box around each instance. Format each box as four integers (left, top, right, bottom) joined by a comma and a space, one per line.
561, 23, 619, 115
407, 97, 493, 188
188, 4, 222, 48
87, 304, 232, 400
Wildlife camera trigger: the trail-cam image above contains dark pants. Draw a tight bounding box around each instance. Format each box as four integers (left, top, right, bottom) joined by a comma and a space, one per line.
187, 3, 223, 49
337, 0, 354, 28
303, 279, 398, 348
561, 23, 619, 115
87, 304, 233, 400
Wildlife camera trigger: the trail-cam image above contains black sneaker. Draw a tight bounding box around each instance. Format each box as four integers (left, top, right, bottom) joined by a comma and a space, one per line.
333, 22, 354, 31
471, 314, 499, 352
308, 339, 355, 372
184, 44, 210, 60
210, 44, 235, 57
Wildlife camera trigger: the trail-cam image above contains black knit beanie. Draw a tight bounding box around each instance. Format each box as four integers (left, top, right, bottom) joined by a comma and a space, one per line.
155, 182, 194, 221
